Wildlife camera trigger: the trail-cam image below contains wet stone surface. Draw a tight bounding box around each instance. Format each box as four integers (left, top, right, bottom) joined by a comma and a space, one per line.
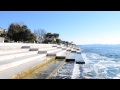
32, 60, 63, 79
51, 62, 75, 79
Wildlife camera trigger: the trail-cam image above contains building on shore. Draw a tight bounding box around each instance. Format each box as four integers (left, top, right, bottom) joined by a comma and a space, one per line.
36, 37, 44, 43
0, 27, 8, 43
0, 27, 7, 35
0, 37, 4, 43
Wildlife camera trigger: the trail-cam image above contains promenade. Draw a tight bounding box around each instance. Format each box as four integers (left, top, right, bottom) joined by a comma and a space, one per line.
0, 43, 84, 79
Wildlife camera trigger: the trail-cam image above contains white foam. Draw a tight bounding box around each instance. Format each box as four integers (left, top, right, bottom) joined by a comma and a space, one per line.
81, 52, 120, 79
113, 73, 120, 79
71, 63, 80, 79
54, 51, 120, 79
81, 53, 90, 63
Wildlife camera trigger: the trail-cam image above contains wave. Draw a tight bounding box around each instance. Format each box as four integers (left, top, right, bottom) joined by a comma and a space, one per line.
81, 52, 120, 79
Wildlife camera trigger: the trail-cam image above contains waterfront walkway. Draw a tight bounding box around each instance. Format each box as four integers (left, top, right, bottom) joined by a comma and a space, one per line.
0, 43, 83, 79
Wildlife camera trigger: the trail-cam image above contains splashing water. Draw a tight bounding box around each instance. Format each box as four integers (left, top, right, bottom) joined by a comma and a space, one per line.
80, 45, 120, 79
71, 63, 80, 79
53, 45, 120, 79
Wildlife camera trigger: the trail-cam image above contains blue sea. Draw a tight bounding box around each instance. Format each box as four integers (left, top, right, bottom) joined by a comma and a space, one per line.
53, 44, 120, 79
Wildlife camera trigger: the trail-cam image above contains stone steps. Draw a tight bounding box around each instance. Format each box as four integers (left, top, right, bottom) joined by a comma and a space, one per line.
0, 43, 55, 50
0, 49, 30, 55
66, 53, 76, 62
0, 56, 49, 79
0, 43, 72, 78
0, 54, 46, 72
47, 49, 62, 54
0, 51, 39, 61
55, 50, 68, 59
29, 47, 57, 51
65, 52, 85, 64
47, 49, 63, 56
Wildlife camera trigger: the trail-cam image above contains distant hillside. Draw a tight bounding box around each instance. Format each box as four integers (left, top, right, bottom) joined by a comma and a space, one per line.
77, 44, 120, 48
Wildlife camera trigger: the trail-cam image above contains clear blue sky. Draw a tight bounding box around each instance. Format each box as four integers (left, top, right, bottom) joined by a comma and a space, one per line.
0, 11, 120, 45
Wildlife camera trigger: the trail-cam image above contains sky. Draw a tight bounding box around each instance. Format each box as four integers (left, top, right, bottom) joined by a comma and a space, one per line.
0, 11, 120, 45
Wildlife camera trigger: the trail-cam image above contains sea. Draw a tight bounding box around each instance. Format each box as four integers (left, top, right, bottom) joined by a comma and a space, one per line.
53, 44, 120, 79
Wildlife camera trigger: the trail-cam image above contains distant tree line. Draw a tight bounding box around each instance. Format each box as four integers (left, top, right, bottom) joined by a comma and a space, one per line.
7, 23, 36, 42
0, 22, 72, 46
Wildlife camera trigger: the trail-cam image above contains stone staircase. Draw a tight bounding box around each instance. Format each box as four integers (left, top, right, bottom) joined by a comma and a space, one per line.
0, 43, 70, 79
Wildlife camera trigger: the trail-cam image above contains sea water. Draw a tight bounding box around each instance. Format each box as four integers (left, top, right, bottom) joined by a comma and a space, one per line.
53, 44, 120, 79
